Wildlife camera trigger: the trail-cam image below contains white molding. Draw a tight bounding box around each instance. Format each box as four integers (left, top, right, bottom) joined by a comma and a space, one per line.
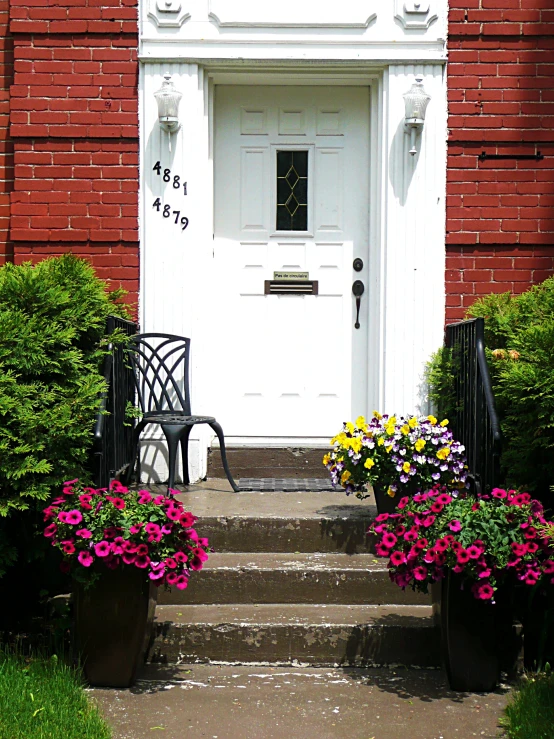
208, 0, 377, 29
208, 12, 377, 30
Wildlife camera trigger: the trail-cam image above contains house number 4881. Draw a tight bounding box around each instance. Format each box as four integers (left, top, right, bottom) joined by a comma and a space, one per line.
153, 161, 187, 195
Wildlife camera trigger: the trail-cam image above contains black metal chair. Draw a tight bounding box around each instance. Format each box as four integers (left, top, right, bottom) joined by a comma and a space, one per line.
125, 333, 239, 492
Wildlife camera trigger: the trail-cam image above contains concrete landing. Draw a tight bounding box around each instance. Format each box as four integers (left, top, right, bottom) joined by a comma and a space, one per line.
92, 664, 510, 739
167, 479, 376, 553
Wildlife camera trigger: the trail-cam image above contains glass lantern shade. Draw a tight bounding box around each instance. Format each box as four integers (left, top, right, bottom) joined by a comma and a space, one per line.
403, 75, 431, 125
154, 74, 182, 131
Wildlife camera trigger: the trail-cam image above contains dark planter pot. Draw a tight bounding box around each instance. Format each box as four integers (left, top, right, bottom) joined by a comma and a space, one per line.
74, 565, 158, 688
439, 572, 500, 692
517, 588, 554, 671
371, 484, 399, 514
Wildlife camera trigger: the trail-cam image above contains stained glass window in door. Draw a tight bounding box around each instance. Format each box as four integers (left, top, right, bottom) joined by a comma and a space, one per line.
276, 150, 308, 231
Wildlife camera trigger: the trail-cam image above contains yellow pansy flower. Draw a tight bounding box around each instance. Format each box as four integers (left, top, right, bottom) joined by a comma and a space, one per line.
402, 461, 411, 473
408, 417, 418, 429
440, 418, 449, 427
387, 487, 396, 498
350, 437, 363, 454
364, 458, 375, 470
436, 447, 451, 460
373, 410, 382, 420
355, 415, 366, 428
385, 444, 393, 454
331, 432, 347, 446
322, 453, 331, 466
400, 424, 410, 436
385, 424, 395, 435
378, 437, 385, 447
415, 438, 426, 452
427, 415, 437, 425
389, 416, 397, 425
345, 422, 355, 434
341, 470, 352, 484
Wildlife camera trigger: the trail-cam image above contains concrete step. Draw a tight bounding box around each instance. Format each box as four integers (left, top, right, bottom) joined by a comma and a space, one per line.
160, 553, 428, 607
148, 604, 440, 668
166, 481, 376, 553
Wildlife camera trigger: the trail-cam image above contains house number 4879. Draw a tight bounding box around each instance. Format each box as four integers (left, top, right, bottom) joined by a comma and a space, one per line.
152, 161, 187, 195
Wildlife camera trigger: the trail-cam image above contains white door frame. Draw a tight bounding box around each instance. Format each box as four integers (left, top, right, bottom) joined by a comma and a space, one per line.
138, 61, 446, 478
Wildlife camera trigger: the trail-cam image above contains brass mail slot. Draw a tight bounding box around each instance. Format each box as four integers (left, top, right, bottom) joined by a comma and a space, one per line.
264, 280, 319, 295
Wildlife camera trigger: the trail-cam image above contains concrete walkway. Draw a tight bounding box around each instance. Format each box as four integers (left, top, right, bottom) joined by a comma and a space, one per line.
92, 664, 510, 739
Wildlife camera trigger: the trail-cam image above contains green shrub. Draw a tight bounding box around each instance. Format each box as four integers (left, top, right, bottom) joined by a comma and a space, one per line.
0, 255, 128, 577
427, 276, 554, 501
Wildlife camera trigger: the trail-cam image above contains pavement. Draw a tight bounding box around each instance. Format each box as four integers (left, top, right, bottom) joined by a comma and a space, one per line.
92, 664, 511, 739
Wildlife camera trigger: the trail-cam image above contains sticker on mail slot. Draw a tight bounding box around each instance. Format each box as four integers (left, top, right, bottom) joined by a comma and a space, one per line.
273, 271, 309, 281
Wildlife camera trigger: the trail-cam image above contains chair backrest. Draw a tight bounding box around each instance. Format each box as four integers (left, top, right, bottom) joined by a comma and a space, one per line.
127, 333, 191, 416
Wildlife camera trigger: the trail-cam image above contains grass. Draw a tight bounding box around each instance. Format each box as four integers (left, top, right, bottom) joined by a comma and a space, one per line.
500, 672, 554, 739
0, 649, 111, 739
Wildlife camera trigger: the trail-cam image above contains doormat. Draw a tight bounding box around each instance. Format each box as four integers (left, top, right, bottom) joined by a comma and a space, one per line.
238, 478, 335, 492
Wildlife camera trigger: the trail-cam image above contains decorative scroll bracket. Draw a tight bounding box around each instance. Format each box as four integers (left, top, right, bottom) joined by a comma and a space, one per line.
147, 0, 190, 28
394, 0, 438, 30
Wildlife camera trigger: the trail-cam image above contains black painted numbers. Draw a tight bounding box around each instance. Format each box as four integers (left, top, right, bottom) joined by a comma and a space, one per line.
152, 161, 189, 231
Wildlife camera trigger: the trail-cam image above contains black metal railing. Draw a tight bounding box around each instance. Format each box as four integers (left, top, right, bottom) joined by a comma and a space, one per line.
92, 315, 137, 488
445, 317, 502, 495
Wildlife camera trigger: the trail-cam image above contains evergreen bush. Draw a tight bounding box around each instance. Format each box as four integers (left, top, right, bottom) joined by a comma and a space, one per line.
427, 276, 554, 501
0, 255, 128, 577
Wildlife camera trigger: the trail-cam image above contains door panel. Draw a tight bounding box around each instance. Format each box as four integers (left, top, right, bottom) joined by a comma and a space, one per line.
213, 86, 369, 439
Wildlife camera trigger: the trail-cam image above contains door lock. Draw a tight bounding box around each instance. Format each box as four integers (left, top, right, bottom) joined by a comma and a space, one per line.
352, 280, 365, 329
353, 258, 364, 272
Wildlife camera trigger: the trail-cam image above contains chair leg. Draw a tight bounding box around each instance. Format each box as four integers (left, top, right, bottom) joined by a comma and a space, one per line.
161, 424, 184, 491
209, 421, 240, 493
180, 426, 193, 486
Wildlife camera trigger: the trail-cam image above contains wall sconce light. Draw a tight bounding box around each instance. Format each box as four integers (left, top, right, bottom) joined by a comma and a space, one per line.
154, 73, 182, 134
403, 75, 431, 156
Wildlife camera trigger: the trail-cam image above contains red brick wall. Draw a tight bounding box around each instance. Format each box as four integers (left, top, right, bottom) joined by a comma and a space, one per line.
8, 0, 139, 310
446, 0, 554, 322
0, 0, 13, 264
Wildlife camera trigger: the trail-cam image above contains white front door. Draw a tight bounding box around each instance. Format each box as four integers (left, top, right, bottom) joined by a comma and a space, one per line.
212, 85, 370, 441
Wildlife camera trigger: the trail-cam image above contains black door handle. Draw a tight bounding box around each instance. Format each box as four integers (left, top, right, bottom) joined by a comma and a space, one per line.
352, 280, 364, 329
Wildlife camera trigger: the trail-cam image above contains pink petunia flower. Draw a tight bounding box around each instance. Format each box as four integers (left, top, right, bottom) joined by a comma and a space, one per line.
166, 507, 182, 522
153, 495, 165, 506
62, 540, 75, 554
122, 552, 137, 565
382, 532, 398, 549
165, 557, 178, 570
129, 523, 144, 534
78, 550, 94, 567
137, 491, 152, 504
390, 551, 407, 566
448, 520, 462, 533
397, 497, 409, 510
491, 488, 507, 499
404, 528, 419, 542
136, 543, 149, 556
413, 566, 428, 581
173, 550, 187, 564
166, 572, 179, 586
44, 523, 58, 538
175, 574, 189, 590
110, 498, 125, 510
179, 512, 197, 528
76, 528, 92, 539
94, 541, 111, 557
475, 582, 494, 600
65, 510, 83, 525
57, 511, 69, 523
134, 554, 151, 569
467, 545, 482, 560
456, 549, 470, 564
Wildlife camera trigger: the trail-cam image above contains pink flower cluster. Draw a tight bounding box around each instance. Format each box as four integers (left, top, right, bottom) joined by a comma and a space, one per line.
370, 485, 554, 601
44, 479, 210, 589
